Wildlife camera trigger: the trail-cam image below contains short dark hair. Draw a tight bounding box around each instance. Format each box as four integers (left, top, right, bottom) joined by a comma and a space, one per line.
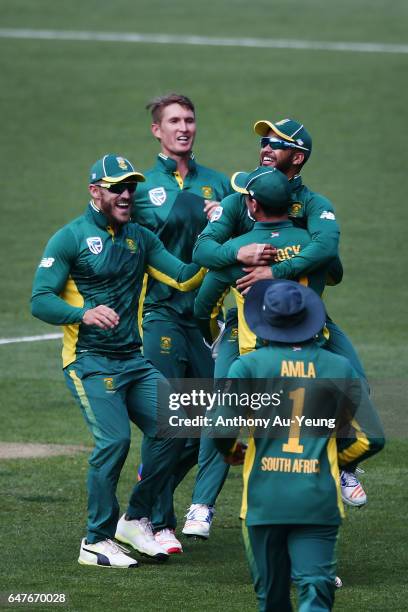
254, 198, 289, 218
146, 93, 195, 123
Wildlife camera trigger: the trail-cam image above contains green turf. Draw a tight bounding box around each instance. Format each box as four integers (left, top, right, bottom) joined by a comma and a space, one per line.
0, 1, 407, 610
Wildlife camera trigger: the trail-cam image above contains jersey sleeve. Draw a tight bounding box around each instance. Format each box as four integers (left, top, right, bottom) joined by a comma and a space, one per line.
194, 266, 241, 344
272, 194, 340, 279
336, 371, 385, 468
192, 194, 244, 268
143, 226, 206, 291
326, 255, 344, 286
213, 358, 252, 456
31, 227, 87, 325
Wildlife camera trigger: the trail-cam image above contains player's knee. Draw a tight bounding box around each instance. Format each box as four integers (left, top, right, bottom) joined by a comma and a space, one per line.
90, 436, 131, 468
293, 575, 335, 606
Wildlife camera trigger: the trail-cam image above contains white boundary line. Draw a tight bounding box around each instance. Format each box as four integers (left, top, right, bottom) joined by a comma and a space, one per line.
0, 333, 62, 345
0, 28, 407, 54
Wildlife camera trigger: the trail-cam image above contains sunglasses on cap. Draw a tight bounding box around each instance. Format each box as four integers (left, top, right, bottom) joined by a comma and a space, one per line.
260, 137, 308, 152
99, 182, 137, 195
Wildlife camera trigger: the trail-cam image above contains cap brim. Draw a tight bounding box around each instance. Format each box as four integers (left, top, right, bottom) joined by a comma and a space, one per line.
244, 279, 326, 343
100, 171, 145, 184
231, 171, 250, 194
254, 120, 296, 143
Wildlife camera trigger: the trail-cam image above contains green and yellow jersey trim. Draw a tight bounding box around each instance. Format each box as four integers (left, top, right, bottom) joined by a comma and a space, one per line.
60, 277, 84, 368
232, 288, 257, 355
327, 435, 345, 519
240, 437, 256, 520
146, 265, 206, 291
337, 418, 370, 467
173, 171, 184, 190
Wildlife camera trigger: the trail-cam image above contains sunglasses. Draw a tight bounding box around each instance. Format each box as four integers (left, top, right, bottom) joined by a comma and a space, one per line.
99, 182, 137, 195
260, 137, 308, 152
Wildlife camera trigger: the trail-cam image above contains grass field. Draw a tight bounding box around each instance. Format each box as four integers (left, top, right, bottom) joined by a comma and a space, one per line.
0, 1, 407, 610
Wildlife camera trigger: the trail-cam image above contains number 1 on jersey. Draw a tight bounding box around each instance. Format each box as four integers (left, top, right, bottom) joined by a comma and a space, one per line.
282, 387, 305, 454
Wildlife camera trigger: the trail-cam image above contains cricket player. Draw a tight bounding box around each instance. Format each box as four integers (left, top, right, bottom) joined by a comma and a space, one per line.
31, 154, 206, 568
214, 280, 385, 611
194, 166, 328, 352
192, 118, 368, 509
132, 94, 234, 552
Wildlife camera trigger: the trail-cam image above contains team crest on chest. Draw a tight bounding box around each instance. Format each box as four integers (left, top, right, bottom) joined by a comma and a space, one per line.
126, 238, 137, 253
149, 187, 167, 206
201, 185, 213, 199
290, 203, 302, 216
86, 236, 103, 255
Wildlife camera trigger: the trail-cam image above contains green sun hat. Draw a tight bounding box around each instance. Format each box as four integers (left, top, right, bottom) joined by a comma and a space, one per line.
231, 166, 291, 210
89, 154, 145, 185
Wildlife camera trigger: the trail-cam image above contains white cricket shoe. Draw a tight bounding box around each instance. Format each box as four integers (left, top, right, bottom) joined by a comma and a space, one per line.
182, 504, 215, 539
340, 470, 367, 507
78, 538, 138, 568
115, 515, 169, 561
334, 576, 343, 588
154, 528, 183, 554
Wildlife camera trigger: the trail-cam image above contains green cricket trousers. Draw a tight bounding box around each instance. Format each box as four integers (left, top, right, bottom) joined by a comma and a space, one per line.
64, 351, 185, 543
242, 522, 338, 612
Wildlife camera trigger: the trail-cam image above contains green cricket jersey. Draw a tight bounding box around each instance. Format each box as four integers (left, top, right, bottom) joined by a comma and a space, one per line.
31, 201, 204, 367
194, 220, 327, 353
133, 153, 231, 322
214, 342, 384, 526
193, 174, 342, 282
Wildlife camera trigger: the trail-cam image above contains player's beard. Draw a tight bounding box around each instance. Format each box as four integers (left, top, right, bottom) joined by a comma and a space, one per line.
261, 151, 297, 175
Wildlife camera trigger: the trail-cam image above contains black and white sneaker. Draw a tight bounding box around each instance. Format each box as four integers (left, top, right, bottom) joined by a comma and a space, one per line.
78, 538, 138, 568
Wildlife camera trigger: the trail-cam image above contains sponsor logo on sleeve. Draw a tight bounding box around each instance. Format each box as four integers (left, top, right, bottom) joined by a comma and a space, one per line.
320, 210, 336, 220
39, 257, 55, 268
209, 206, 223, 223
148, 187, 167, 206
86, 237, 103, 255
271, 232, 280, 238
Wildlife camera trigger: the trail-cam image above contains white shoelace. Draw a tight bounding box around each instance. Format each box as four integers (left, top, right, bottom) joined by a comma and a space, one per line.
342, 472, 359, 487
104, 539, 131, 554
137, 517, 154, 536
186, 504, 212, 521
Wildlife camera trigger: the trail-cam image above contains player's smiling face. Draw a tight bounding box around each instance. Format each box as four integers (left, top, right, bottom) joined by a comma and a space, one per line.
152, 103, 196, 159
260, 129, 297, 175
89, 183, 136, 228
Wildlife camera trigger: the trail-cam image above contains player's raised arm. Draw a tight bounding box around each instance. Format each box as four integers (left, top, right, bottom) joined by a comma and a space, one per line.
193, 192, 276, 269
193, 265, 242, 345
142, 225, 206, 291
272, 193, 340, 279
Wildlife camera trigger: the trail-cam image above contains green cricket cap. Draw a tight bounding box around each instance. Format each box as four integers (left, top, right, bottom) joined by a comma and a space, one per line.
231, 166, 291, 210
254, 118, 312, 160
89, 154, 145, 185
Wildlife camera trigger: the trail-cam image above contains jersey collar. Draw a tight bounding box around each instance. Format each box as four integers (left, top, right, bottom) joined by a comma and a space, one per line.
290, 174, 303, 192
86, 200, 115, 230
156, 152, 197, 174
253, 220, 294, 230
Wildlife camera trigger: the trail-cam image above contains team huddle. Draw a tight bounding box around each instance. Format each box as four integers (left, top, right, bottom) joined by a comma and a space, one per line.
31, 94, 384, 611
